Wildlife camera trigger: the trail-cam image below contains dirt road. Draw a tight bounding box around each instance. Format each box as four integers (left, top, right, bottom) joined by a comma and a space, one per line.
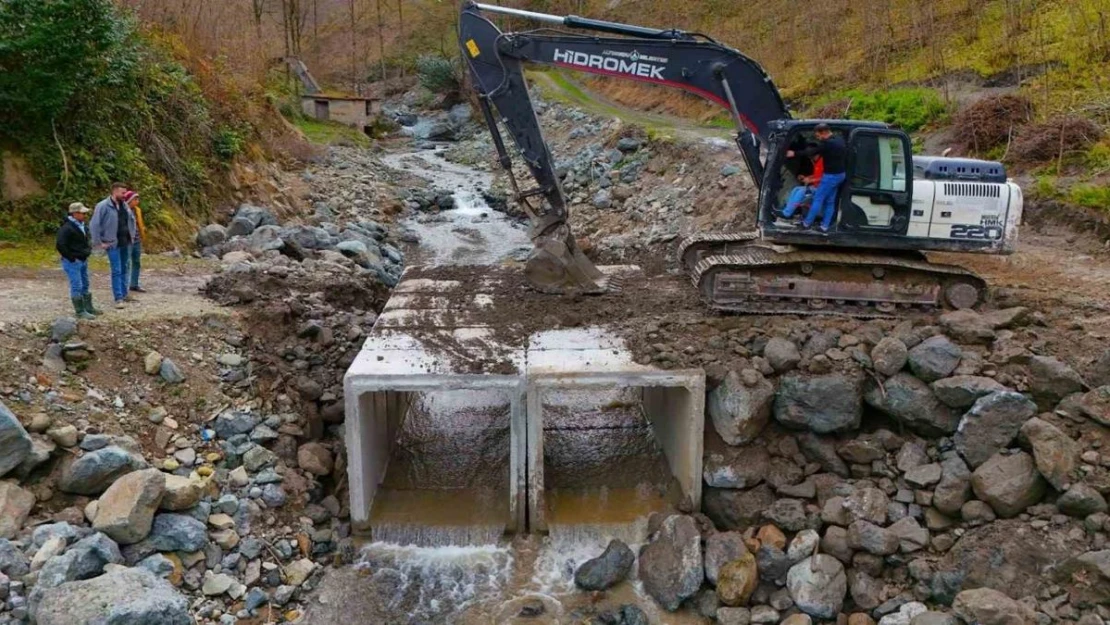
0, 266, 222, 325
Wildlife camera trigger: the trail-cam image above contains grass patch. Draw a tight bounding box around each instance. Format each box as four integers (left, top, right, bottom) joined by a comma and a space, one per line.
293, 118, 372, 147
1069, 184, 1110, 212
0, 239, 212, 270
805, 87, 950, 133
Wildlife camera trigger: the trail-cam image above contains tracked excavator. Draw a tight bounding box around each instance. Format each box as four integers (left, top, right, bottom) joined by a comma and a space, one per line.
459, 2, 1023, 316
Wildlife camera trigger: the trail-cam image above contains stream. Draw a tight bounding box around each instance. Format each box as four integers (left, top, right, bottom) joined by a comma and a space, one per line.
305, 146, 703, 625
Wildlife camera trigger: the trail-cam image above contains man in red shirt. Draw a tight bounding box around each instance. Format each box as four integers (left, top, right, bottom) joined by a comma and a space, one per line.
782, 153, 824, 220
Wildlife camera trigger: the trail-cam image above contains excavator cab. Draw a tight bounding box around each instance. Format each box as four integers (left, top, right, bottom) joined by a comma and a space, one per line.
759, 120, 917, 245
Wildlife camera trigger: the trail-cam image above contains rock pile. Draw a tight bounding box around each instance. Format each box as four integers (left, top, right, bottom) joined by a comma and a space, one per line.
568, 307, 1110, 624
0, 309, 354, 624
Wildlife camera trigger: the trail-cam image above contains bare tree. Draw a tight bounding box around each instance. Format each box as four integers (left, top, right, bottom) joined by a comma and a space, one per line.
376, 0, 387, 81
397, 0, 405, 76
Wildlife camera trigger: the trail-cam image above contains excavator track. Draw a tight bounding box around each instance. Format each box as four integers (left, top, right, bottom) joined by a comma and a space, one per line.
688, 243, 986, 318
678, 232, 762, 272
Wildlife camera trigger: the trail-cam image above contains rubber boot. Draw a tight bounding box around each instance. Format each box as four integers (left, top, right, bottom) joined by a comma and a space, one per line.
82, 293, 103, 316
71, 296, 95, 320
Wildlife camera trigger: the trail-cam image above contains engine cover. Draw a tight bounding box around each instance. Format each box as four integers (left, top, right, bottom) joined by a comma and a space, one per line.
913, 156, 1006, 183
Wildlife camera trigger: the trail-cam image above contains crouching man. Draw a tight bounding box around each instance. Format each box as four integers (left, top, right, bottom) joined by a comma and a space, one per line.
56, 202, 102, 320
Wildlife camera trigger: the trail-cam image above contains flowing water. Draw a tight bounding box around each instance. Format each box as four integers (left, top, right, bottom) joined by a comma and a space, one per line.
382, 149, 531, 266
305, 147, 704, 624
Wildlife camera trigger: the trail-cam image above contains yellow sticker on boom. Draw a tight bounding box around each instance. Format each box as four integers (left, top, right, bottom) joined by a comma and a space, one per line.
466, 39, 480, 58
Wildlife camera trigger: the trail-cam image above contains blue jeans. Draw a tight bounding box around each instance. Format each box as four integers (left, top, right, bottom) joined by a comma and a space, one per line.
783, 185, 814, 218
803, 172, 846, 230
130, 240, 142, 289
107, 244, 132, 301
61, 258, 90, 298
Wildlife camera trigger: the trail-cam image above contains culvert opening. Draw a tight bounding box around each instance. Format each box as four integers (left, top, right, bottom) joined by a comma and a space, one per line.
347, 383, 525, 547
539, 387, 681, 542
528, 376, 704, 537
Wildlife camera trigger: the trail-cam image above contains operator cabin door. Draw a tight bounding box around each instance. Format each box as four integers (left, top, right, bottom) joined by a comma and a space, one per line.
842, 129, 913, 235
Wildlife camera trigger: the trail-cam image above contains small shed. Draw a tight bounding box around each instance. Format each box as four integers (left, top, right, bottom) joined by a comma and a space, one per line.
301, 94, 383, 131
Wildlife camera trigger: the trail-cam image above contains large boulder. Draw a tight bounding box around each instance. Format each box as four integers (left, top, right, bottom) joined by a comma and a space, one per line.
939, 309, 996, 343
940, 519, 1085, 601
0, 400, 32, 477
195, 224, 227, 249
931, 376, 1007, 409
1058, 483, 1108, 517
709, 370, 775, 445
786, 555, 847, 619
703, 485, 775, 530
704, 532, 749, 586
225, 216, 257, 238
574, 539, 634, 591
970, 452, 1046, 518
1054, 550, 1110, 605
1090, 350, 1110, 388
121, 513, 208, 563
1078, 386, 1110, 426
1027, 356, 1087, 410
933, 456, 973, 516
764, 338, 802, 373
32, 566, 190, 625
282, 225, 336, 250
797, 433, 850, 477
160, 475, 203, 511
638, 515, 703, 611
952, 588, 1030, 625
0, 481, 35, 539
866, 373, 959, 435
871, 337, 909, 377
92, 468, 165, 544
774, 374, 862, 434
907, 336, 962, 383
954, 392, 1037, 468
1019, 417, 1079, 490
717, 553, 759, 607
31, 532, 123, 608
59, 446, 148, 495
703, 446, 769, 489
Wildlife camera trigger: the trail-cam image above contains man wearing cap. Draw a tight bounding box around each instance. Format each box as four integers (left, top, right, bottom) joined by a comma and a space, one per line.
89, 182, 138, 308
56, 202, 101, 320
786, 123, 848, 233
121, 190, 147, 293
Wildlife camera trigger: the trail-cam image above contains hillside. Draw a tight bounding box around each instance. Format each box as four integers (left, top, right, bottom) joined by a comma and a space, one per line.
0, 0, 310, 246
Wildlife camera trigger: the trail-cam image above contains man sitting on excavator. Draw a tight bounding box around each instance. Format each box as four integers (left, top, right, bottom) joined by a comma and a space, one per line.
786, 123, 847, 233
781, 148, 823, 221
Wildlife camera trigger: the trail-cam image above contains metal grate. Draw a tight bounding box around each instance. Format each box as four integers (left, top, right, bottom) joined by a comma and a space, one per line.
943, 183, 1002, 198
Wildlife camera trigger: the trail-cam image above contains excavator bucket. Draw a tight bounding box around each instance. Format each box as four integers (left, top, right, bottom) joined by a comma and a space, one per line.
524, 224, 609, 294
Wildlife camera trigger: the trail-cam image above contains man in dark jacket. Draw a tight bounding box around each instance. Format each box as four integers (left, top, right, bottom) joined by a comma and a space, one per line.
787, 123, 848, 232
56, 202, 101, 320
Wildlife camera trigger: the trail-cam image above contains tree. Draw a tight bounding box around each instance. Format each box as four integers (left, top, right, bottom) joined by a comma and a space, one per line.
0, 0, 123, 133
375, 0, 386, 81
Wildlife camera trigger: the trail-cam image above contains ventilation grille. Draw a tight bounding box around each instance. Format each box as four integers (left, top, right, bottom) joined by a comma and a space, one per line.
943, 183, 1002, 198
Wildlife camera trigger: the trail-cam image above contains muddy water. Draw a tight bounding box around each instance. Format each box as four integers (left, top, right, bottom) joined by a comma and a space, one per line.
321, 148, 701, 624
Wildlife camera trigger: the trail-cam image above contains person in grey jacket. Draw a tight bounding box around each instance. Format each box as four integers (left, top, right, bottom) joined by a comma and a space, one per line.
89, 182, 138, 308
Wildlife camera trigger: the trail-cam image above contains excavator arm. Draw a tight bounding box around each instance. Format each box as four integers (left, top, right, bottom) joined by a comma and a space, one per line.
459, 2, 791, 292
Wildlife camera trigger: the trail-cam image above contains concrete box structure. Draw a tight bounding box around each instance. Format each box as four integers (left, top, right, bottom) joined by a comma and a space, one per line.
301, 95, 382, 131
343, 267, 705, 536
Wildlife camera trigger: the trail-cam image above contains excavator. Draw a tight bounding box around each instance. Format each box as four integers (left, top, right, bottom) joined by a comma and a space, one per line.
458, 2, 1024, 316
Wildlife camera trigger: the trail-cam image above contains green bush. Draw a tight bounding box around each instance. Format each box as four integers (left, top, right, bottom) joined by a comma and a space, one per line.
806, 88, 950, 133
213, 128, 246, 161
0, 0, 251, 240
415, 55, 460, 95
1069, 184, 1110, 211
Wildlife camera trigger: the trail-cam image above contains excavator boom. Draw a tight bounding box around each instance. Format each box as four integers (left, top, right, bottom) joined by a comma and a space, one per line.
458, 1, 789, 293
